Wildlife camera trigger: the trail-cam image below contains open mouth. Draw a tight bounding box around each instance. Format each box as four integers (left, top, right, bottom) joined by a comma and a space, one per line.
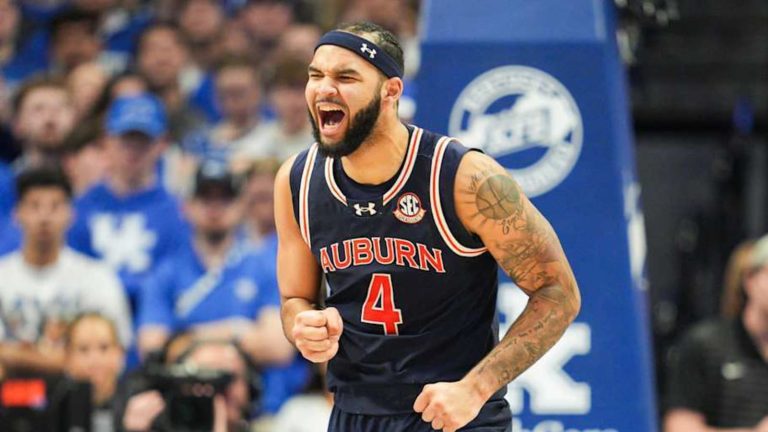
318, 105, 346, 134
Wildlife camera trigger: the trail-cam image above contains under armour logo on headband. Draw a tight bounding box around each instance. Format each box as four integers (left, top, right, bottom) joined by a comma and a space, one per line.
316, 30, 403, 78
360, 43, 376, 59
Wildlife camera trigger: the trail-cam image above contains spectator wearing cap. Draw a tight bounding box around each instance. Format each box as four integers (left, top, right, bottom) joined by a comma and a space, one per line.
137, 160, 304, 416
67, 93, 189, 343
664, 234, 768, 431
0, 165, 131, 377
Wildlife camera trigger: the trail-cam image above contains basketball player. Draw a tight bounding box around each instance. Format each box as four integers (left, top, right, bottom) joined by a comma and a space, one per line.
274, 22, 581, 432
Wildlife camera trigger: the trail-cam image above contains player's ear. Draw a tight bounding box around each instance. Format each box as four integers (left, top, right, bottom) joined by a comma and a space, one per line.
381, 77, 403, 105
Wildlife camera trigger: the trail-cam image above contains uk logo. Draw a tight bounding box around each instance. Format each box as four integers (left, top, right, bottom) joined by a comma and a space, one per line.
360, 43, 377, 59
353, 202, 377, 216
449, 66, 583, 197
393, 193, 426, 224
90, 213, 157, 272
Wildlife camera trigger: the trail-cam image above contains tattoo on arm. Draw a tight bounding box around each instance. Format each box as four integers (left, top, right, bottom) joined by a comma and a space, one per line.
460, 160, 563, 292
473, 286, 572, 389
459, 156, 581, 392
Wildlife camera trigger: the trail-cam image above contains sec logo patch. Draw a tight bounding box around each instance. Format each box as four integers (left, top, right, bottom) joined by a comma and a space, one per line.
394, 193, 426, 224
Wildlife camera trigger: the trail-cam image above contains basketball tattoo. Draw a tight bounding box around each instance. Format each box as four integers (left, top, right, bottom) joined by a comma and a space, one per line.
475, 175, 520, 221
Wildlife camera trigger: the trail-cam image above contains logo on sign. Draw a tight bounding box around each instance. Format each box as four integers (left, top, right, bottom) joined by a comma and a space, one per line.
393, 193, 426, 224
449, 66, 583, 197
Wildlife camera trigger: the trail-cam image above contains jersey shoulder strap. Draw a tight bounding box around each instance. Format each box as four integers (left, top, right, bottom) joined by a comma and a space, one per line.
430, 136, 488, 255
288, 144, 320, 247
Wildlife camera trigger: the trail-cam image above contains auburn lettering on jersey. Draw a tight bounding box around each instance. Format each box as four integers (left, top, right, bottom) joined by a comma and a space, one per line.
318, 237, 445, 273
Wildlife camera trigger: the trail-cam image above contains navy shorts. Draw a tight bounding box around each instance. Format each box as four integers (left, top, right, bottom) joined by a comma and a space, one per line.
327, 397, 512, 432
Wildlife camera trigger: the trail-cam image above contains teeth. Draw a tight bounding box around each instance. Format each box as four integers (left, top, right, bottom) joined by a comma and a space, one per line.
318, 104, 343, 112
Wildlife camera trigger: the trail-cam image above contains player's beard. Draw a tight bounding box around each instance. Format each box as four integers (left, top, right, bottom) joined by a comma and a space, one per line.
310, 93, 381, 159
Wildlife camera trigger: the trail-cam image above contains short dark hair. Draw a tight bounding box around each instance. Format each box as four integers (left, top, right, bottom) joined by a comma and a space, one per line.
336, 21, 404, 78
213, 55, 261, 81
16, 164, 73, 202
12, 75, 69, 117
136, 21, 188, 54
50, 8, 100, 42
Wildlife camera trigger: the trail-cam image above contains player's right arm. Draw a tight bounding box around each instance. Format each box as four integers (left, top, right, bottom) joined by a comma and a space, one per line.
274, 155, 343, 363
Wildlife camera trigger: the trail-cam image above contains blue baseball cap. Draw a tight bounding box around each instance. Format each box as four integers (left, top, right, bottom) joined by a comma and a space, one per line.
106, 93, 167, 139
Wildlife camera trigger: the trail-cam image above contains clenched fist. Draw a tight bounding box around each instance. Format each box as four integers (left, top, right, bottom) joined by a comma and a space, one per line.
292, 307, 343, 363
413, 379, 485, 432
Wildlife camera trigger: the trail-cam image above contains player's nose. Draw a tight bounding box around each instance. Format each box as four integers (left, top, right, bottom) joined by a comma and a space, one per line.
315, 79, 340, 98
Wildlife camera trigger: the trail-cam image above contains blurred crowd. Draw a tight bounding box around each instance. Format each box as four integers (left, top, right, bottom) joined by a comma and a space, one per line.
0, 0, 419, 431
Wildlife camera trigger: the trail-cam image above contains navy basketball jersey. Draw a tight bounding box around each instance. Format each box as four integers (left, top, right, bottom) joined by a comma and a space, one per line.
289, 125, 502, 414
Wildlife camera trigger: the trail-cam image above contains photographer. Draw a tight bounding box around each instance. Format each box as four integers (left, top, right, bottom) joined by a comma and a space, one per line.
121, 336, 254, 432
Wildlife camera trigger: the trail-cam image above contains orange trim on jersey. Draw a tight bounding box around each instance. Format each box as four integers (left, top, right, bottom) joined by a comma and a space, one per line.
324, 126, 422, 206
430, 137, 488, 257
299, 144, 318, 247
324, 157, 347, 205
383, 127, 422, 205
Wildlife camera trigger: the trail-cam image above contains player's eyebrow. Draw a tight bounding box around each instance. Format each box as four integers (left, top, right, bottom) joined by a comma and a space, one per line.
308, 65, 363, 78
334, 68, 362, 77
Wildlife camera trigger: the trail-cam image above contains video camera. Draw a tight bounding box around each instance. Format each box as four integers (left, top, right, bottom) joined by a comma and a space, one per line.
145, 363, 233, 432
0, 373, 92, 432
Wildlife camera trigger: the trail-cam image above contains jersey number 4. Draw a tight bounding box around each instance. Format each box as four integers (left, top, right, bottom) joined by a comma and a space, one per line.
361, 274, 403, 335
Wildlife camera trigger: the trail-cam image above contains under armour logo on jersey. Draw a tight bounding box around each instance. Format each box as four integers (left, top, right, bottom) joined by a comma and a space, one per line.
91, 213, 157, 272
360, 43, 376, 59
353, 202, 377, 216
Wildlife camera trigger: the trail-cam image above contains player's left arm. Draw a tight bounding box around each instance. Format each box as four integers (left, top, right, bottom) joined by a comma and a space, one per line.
414, 150, 581, 431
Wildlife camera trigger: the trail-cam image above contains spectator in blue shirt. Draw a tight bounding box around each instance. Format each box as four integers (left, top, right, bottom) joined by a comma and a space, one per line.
137, 160, 292, 364
67, 93, 188, 317
138, 160, 303, 415
0, 0, 47, 91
